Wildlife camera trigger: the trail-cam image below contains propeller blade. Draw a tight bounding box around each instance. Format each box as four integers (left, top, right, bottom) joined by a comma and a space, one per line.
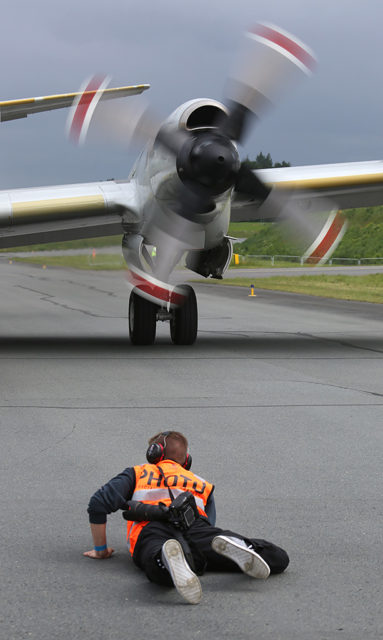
301, 210, 347, 264
261, 191, 347, 263
69, 85, 189, 156
66, 75, 111, 145
234, 163, 271, 200
224, 23, 316, 140
155, 123, 190, 157
82, 98, 160, 148
67, 74, 159, 149
218, 101, 253, 145
235, 164, 346, 263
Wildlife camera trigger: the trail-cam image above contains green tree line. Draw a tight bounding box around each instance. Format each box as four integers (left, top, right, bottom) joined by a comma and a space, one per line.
241, 152, 291, 169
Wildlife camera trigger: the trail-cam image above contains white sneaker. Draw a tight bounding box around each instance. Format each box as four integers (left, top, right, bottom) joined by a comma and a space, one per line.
212, 535, 270, 579
161, 539, 202, 604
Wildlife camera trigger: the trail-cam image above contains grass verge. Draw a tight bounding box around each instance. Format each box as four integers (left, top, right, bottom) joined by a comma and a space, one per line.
13, 254, 125, 270
209, 274, 383, 303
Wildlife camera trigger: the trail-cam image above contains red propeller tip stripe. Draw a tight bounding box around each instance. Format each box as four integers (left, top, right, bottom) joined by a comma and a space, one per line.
252, 24, 316, 72
305, 211, 347, 264
69, 75, 108, 144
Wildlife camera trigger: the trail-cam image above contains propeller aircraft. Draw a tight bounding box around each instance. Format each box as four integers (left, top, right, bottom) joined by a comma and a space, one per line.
1, 23, 383, 345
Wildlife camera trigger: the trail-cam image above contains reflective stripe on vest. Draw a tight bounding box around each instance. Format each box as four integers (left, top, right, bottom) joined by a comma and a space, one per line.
132, 488, 206, 512
126, 460, 214, 556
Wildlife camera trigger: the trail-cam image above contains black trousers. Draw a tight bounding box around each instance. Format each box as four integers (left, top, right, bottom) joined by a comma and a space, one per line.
133, 517, 289, 587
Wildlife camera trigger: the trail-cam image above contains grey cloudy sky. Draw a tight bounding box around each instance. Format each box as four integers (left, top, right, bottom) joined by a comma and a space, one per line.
0, 0, 382, 189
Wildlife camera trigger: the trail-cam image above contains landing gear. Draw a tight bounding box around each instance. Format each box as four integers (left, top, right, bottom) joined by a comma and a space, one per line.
128, 285, 198, 346
170, 285, 198, 345
128, 290, 157, 345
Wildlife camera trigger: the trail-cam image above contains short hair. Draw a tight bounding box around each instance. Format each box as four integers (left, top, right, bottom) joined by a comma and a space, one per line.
148, 431, 188, 465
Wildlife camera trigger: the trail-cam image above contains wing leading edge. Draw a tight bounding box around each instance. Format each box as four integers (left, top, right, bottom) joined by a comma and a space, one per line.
0, 84, 150, 122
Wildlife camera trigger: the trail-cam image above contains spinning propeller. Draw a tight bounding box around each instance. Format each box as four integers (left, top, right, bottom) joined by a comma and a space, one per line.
67, 24, 346, 290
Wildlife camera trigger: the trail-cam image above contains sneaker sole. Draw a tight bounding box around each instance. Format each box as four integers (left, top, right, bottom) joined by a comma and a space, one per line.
212, 536, 270, 579
162, 539, 202, 604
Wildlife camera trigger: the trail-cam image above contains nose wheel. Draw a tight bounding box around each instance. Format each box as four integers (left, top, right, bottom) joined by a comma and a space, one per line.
128, 285, 198, 345
128, 290, 157, 345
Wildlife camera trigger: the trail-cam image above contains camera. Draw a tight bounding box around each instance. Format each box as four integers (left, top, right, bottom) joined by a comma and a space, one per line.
168, 492, 199, 530
122, 491, 199, 531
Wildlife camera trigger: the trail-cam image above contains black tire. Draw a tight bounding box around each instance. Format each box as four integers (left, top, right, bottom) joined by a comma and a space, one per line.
129, 290, 157, 345
170, 285, 198, 345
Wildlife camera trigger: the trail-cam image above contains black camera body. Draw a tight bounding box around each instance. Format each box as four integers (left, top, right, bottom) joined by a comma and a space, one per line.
167, 491, 199, 530
123, 491, 199, 531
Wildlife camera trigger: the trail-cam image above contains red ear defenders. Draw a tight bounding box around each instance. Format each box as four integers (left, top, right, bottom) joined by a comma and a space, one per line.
146, 431, 192, 470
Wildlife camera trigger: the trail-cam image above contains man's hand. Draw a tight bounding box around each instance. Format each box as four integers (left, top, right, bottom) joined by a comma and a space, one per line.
85, 523, 113, 558
83, 547, 114, 559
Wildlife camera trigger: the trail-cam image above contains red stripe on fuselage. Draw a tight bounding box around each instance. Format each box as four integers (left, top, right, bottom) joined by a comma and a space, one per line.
253, 24, 315, 71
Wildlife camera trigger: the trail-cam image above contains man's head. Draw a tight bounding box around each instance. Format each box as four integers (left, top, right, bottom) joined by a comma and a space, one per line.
147, 431, 190, 467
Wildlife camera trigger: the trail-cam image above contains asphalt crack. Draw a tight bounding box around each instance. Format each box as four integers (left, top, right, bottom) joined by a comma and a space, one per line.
23, 271, 119, 297
289, 378, 383, 399
298, 331, 383, 355
1, 423, 77, 471
16, 285, 116, 318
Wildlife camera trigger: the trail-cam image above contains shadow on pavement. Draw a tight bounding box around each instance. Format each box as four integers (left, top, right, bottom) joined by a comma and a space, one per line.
0, 334, 382, 356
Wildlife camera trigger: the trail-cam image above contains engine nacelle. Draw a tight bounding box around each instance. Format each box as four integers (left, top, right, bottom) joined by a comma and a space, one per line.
139, 99, 235, 273
164, 98, 229, 133
147, 99, 230, 183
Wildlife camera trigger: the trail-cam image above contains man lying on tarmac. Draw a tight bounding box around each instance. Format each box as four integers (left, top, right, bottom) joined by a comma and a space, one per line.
84, 430, 289, 604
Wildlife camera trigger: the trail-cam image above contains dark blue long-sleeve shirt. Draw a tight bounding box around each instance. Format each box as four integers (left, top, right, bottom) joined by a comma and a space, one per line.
88, 466, 216, 526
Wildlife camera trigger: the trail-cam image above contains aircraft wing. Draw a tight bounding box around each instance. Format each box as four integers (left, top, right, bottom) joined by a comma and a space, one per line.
231, 160, 383, 221
2, 159, 383, 250
0, 180, 139, 249
0, 84, 150, 122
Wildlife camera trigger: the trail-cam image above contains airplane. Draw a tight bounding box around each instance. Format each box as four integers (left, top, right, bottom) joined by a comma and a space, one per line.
1, 23, 383, 346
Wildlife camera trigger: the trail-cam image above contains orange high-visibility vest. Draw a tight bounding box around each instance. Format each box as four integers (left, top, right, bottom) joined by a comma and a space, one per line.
126, 460, 214, 555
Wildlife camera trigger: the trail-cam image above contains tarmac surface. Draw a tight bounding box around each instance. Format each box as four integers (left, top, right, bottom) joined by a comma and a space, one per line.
1, 261, 383, 640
